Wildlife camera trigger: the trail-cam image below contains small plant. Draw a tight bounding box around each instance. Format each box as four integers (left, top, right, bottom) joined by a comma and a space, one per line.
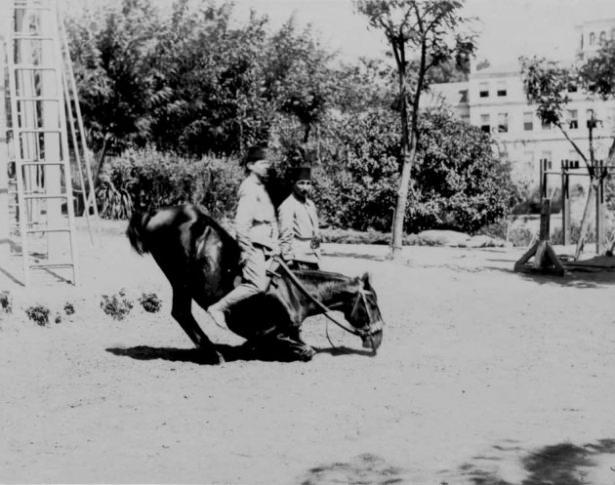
0, 291, 12, 313
100, 289, 134, 321
25, 304, 51, 326
55, 314, 62, 324
139, 292, 162, 313
64, 302, 75, 315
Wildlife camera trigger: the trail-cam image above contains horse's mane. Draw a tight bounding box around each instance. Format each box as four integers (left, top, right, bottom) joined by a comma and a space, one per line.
294, 269, 360, 300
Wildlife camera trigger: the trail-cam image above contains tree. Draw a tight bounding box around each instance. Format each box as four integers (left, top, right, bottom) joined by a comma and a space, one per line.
355, 0, 475, 259
264, 19, 338, 143
66, 0, 162, 179
520, 55, 615, 256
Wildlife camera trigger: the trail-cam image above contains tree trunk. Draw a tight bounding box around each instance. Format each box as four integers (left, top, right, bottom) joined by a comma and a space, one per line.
573, 119, 596, 259
389, 42, 411, 260
574, 178, 597, 260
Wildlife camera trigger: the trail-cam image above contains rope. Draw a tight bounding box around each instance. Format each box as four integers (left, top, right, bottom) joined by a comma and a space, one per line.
275, 258, 365, 337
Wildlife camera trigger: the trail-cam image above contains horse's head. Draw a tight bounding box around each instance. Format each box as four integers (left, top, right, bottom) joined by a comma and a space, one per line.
343, 272, 384, 352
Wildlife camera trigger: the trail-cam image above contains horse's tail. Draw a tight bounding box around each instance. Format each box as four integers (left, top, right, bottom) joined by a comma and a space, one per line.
126, 210, 154, 255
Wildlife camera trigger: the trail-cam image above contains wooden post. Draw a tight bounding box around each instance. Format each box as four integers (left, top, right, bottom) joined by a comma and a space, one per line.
561, 160, 571, 246
539, 158, 547, 199
596, 159, 606, 254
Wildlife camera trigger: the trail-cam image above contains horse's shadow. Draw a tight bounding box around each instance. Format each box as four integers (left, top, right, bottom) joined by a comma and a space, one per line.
106, 343, 372, 365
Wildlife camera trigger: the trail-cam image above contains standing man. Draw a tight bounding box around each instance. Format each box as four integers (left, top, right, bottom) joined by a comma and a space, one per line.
207, 145, 278, 329
278, 163, 321, 270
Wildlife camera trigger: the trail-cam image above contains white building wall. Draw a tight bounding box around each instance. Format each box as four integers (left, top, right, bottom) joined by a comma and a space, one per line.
429, 18, 615, 192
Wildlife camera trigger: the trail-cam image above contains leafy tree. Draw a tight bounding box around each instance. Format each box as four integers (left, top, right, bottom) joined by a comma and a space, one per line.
147, 0, 272, 155
520, 55, 615, 256
355, 0, 476, 259
264, 19, 338, 143
313, 108, 512, 232
332, 57, 395, 114
66, 0, 162, 178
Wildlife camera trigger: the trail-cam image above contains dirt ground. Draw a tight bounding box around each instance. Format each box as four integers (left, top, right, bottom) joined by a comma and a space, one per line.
2, 219, 615, 484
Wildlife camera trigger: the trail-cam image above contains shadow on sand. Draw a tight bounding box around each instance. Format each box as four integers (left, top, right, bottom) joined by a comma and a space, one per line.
483, 263, 615, 289
454, 439, 615, 485
106, 342, 373, 365
299, 453, 407, 485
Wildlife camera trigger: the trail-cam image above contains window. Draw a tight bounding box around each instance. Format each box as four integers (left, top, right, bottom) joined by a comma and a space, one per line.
600, 31, 607, 45
497, 113, 508, 133
587, 108, 596, 128
611, 27, 615, 40
480, 113, 490, 133
496, 81, 507, 97
568, 109, 578, 129
479, 82, 489, 98
523, 112, 533, 131
568, 83, 577, 93
459, 89, 468, 103
590, 32, 596, 45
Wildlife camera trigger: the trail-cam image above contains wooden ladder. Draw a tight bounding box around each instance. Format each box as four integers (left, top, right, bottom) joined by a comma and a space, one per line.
6, 0, 80, 285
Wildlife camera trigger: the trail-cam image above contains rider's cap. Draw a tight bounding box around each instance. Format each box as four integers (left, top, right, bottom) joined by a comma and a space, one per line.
244, 145, 269, 165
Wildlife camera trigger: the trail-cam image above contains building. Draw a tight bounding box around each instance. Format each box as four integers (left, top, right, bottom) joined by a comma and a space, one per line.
429, 18, 615, 190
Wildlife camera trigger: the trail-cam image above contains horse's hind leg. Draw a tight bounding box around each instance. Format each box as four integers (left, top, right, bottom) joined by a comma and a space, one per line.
171, 287, 223, 364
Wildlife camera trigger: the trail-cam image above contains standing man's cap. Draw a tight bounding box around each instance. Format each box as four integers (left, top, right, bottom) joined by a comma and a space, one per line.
243, 145, 269, 165
291, 166, 312, 181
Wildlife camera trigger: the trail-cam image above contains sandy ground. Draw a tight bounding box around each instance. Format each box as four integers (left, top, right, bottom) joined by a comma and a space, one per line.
2, 219, 615, 484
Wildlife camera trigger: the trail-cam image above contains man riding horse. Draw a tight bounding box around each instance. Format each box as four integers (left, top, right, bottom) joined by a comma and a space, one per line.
206, 145, 278, 330
126, 145, 384, 364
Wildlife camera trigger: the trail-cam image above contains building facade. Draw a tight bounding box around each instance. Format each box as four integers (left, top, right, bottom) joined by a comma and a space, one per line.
429, 18, 615, 190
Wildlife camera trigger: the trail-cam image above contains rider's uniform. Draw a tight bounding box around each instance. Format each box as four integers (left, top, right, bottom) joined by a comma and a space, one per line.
209, 173, 278, 312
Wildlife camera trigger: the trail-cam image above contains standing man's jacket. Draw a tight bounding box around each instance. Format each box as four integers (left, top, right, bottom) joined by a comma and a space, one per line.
278, 193, 319, 265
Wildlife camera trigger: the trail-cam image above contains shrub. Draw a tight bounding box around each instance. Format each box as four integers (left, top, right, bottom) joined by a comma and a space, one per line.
507, 226, 535, 247
26, 305, 51, 326
139, 292, 162, 313
0, 291, 12, 313
100, 289, 134, 320
64, 302, 76, 315
98, 147, 242, 221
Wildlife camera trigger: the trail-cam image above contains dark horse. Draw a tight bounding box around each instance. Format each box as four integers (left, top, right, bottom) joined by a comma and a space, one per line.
126, 204, 384, 364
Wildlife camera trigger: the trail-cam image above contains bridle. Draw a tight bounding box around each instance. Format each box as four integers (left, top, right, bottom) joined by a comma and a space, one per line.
275, 258, 377, 338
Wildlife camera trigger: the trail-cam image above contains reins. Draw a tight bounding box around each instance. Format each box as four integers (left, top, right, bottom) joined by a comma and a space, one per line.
274, 258, 368, 338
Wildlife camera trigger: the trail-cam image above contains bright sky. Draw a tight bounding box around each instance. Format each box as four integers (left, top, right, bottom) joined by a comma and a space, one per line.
230, 0, 615, 65
62, 0, 615, 66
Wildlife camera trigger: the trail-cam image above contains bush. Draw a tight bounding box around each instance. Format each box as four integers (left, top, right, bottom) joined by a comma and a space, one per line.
26, 305, 51, 326
506, 226, 535, 247
100, 289, 134, 320
0, 291, 12, 314
305, 109, 514, 234
64, 302, 76, 315
98, 147, 243, 220
139, 292, 162, 313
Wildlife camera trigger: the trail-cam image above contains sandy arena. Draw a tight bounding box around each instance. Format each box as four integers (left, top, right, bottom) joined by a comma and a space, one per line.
2, 220, 615, 484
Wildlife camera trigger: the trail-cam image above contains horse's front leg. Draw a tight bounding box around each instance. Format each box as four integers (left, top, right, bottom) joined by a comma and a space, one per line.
171, 288, 223, 364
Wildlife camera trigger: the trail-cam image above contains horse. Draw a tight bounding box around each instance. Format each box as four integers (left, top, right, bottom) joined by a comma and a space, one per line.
126, 203, 384, 364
